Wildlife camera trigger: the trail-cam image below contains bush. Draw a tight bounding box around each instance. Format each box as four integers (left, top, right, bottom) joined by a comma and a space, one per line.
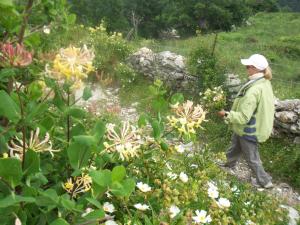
187, 45, 225, 92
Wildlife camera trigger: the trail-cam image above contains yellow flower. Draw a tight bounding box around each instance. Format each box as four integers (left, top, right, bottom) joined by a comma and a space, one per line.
63, 174, 92, 198
168, 100, 206, 137
48, 45, 95, 90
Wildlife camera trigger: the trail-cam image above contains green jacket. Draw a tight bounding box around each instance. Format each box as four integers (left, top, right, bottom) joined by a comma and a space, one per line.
227, 77, 275, 143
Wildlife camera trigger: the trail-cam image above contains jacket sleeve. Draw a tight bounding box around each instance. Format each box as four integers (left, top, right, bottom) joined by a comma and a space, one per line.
227, 90, 259, 125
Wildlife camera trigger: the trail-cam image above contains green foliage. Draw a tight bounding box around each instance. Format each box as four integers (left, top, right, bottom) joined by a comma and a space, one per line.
188, 45, 225, 91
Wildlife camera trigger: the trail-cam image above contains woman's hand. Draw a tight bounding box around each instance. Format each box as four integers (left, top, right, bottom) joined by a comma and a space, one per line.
217, 110, 226, 118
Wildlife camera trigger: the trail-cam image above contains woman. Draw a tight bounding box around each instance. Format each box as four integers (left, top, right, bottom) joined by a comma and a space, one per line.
218, 54, 275, 189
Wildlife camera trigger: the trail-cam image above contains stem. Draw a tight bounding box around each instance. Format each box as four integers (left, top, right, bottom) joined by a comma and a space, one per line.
16, 82, 26, 168
211, 32, 218, 56
67, 91, 70, 144
18, 0, 34, 44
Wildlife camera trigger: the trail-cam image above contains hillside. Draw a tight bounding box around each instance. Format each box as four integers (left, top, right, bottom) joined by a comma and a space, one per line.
138, 12, 300, 99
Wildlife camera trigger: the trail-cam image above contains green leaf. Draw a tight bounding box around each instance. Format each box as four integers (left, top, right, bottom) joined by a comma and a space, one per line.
26, 102, 49, 122
59, 195, 77, 212
89, 170, 112, 187
66, 14, 76, 25
85, 197, 102, 209
138, 113, 149, 128
151, 120, 161, 139
50, 218, 70, 225
0, 194, 35, 208
170, 93, 184, 105
159, 141, 169, 151
83, 209, 105, 220
82, 86, 92, 101
112, 165, 126, 182
23, 150, 40, 176
0, 90, 20, 123
65, 107, 86, 119
111, 178, 135, 197
152, 96, 168, 113
92, 120, 106, 140
0, 68, 16, 82
0, 158, 22, 188
67, 136, 95, 170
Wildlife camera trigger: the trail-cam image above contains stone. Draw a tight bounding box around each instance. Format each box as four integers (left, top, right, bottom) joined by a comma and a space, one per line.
275, 111, 298, 123
280, 205, 299, 225
128, 47, 197, 92
294, 136, 300, 144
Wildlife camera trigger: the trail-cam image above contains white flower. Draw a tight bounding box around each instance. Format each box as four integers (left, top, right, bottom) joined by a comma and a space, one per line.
208, 187, 219, 199
190, 164, 198, 168
105, 220, 118, 225
43, 25, 50, 34
192, 210, 212, 224
81, 207, 94, 217
167, 172, 177, 180
15, 217, 22, 225
175, 144, 185, 153
103, 202, 115, 213
245, 220, 256, 225
136, 182, 152, 193
216, 198, 231, 208
179, 172, 188, 183
134, 203, 150, 211
169, 205, 180, 218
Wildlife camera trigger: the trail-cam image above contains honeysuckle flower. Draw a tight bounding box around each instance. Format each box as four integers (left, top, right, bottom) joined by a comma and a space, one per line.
136, 182, 152, 193
190, 164, 198, 168
192, 210, 212, 224
167, 172, 177, 180
105, 220, 118, 225
0, 42, 33, 67
134, 203, 150, 211
169, 205, 180, 218
216, 198, 231, 209
103, 202, 115, 213
8, 127, 59, 160
81, 207, 94, 217
63, 174, 92, 198
167, 100, 206, 137
47, 45, 94, 90
179, 172, 188, 183
104, 122, 141, 161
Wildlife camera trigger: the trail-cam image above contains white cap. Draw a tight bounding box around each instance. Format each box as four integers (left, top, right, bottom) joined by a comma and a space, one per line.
240, 54, 269, 70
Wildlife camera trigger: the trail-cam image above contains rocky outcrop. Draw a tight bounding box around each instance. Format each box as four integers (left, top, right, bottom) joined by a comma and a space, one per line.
274, 99, 300, 137
127, 47, 197, 92
224, 73, 242, 99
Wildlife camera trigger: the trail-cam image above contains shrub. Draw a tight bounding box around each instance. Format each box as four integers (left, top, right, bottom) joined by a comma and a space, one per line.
187, 45, 225, 92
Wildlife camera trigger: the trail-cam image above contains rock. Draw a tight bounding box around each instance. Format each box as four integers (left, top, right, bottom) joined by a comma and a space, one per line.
224, 74, 242, 99
280, 205, 299, 225
275, 99, 300, 111
274, 99, 300, 136
128, 47, 197, 92
294, 136, 300, 144
275, 111, 298, 123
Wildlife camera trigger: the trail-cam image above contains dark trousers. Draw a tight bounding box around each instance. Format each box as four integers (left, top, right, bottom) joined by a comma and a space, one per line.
226, 133, 271, 186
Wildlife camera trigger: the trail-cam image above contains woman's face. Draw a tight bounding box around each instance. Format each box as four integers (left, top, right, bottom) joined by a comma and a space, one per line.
246, 65, 259, 76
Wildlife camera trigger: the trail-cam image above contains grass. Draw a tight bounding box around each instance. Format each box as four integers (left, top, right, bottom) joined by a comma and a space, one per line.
133, 12, 300, 99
